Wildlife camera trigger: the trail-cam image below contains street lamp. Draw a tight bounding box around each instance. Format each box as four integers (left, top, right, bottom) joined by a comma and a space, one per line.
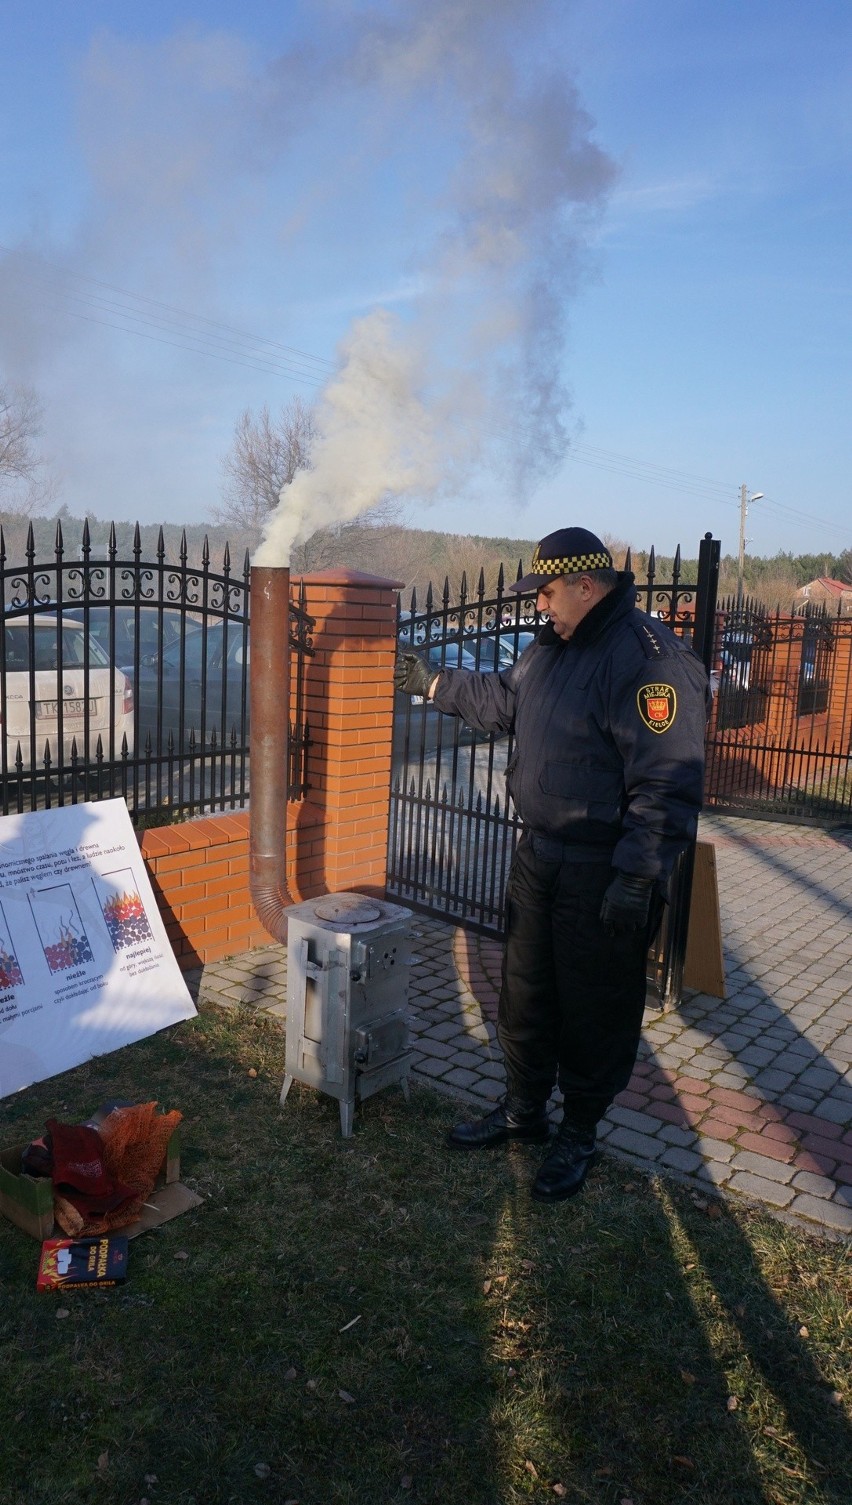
736, 485, 764, 605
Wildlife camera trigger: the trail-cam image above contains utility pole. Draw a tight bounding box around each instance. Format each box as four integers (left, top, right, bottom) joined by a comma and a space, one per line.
736, 484, 763, 606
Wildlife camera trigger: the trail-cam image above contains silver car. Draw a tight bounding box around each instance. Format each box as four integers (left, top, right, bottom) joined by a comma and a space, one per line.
1, 615, 135, 772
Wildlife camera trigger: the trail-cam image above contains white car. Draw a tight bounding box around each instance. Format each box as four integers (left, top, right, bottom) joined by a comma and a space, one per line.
2, 614, 135, 773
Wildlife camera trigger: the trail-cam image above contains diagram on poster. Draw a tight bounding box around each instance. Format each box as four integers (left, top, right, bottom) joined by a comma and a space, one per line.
0, 799, 197, 1099
0, 902, 24, 990
94, 869, 155, 953
29, 885, 96, 974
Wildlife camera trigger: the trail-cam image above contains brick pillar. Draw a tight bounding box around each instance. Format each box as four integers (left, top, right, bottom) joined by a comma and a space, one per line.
291, 568, 401, 900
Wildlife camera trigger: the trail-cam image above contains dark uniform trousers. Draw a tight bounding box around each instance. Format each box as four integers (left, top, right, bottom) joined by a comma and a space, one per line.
499, 831, 661, 1128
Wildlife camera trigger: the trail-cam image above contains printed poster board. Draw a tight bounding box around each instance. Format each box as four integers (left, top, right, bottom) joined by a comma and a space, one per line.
0, 799, 197, 1099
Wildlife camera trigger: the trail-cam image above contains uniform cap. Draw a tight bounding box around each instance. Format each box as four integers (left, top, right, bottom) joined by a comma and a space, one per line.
509, 527, 613, 594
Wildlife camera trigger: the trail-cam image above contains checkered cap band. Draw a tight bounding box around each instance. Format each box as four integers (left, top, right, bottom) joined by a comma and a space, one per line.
530, 546, 612, 576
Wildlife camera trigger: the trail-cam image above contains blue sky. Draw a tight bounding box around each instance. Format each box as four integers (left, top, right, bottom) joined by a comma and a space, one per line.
1, 0, 850, 562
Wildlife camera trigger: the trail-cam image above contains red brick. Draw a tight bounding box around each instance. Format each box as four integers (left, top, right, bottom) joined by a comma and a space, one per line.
759, 1119, 800, 1145
653, 1100, 695, 1127
704, 1101, 762, 1130
630, 1059, 657, 1078
800, 1133, 852, 1165
737, 1132, 797, 1163
794, 1149, 838, 1177
672, 1075, 712, 1096
697, 1117, 739, 1142
614, 1089, 651, 1111
648, 1082, 679, 1103
678, 1093, 713, 1119
711, 1086, 766, 1112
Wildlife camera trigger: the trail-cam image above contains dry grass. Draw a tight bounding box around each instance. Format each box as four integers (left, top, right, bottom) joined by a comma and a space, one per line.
0, 1004, 850, 1505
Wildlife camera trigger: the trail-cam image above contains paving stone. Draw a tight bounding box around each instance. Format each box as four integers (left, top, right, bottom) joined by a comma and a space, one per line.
414, 1056, 452, 1080
659, 1124, 698, 1148
416, 1038, 457, 1060
727, 1172, 796, 1208
789, 1194, 852, 1234
606, 1104, 665, 1136
606, 1126, 665, 1161
659, 1146, 705, 1174
791, 1171, 837, 1198
442, 1068, 486, 1090
466, 1075, 507, 1102
729, 1150, 796, 1184
811, 1099, 852, 1127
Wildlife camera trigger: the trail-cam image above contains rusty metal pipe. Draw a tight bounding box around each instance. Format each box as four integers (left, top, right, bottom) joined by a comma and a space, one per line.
249, 563, 291, 942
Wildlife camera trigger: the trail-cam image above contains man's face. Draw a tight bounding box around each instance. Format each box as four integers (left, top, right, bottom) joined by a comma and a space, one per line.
535, 574, 592, 640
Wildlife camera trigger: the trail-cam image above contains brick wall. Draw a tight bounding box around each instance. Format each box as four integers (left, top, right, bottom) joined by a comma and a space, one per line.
139, 568, 400, 968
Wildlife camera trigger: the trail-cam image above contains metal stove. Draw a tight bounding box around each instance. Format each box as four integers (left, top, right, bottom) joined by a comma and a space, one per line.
280, 892, 414, 1136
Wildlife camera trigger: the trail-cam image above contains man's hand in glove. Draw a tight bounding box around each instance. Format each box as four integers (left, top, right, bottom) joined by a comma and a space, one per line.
394, 652, 437, 699
599, 873, 654, 936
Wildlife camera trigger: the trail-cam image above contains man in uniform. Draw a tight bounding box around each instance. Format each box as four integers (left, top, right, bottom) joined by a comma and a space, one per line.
394, 527, 709, 1203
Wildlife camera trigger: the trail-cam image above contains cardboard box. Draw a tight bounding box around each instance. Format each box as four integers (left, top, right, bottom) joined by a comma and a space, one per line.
0, 1123, 201, 1241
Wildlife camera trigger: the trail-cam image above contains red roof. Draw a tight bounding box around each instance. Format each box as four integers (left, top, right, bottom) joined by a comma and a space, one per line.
798, 577, 852, 597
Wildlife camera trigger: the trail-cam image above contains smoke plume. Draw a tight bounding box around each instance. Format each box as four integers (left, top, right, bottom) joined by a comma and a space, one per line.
258, 0, 616, 564
0, 1, 616, 537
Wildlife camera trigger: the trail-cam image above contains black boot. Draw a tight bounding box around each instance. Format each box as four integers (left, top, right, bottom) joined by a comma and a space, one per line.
531, 1120, 597, 1202
447, 1094, 551, 1150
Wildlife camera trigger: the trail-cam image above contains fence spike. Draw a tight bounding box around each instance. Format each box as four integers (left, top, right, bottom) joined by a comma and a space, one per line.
625, 545, 632, 572
108, 521, 117, 560
56, 516, 65, 555
133, 521, 141, 559
202, 535, 210, 568
156, 526, 165, 561
673, 543, 681, 580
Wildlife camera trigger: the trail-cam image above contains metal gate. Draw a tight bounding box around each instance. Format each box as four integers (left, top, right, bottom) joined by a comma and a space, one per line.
704, 596, 852, 823
387, 538, 718, 1006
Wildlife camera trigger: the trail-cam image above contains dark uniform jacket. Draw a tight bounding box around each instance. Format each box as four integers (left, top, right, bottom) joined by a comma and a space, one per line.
432, 573, 710, 883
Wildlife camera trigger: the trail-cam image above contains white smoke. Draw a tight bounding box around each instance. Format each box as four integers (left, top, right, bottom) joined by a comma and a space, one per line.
258, 0, 617, 564
256, 310, 441, 564
0, 1, 616, 535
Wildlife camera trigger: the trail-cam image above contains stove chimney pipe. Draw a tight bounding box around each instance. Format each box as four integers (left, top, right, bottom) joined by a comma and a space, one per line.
249, 563, 292, 942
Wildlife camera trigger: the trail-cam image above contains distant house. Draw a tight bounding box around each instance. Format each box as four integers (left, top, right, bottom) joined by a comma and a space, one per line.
793, 577, 852, 616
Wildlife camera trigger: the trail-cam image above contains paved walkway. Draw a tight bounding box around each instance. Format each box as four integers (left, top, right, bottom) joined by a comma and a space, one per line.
189, 814, 852, 1238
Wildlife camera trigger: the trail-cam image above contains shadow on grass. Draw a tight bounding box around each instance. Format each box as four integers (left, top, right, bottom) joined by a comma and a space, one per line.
1, 1004, 850, 1505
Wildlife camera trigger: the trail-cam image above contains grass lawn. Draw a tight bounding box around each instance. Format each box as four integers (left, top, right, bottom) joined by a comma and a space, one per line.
0, 1004, 850, 1505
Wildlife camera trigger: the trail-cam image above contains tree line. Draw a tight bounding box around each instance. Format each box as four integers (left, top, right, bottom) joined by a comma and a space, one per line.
2, 382, 848, 607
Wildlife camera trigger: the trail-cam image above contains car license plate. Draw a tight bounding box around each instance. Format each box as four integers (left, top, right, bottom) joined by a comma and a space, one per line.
35, 698, 96, 718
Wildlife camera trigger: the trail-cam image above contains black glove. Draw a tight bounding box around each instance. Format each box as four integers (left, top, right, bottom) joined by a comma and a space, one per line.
599, 873, 654, 936
394, 652, 435, 698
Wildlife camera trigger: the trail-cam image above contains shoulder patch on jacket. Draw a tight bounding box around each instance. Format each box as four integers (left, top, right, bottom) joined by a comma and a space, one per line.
630, 616, 678, 660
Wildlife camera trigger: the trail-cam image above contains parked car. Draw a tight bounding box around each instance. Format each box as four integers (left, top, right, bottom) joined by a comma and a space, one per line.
462, 629, 536, 671
1, 615, 134, 770
61, 604, 194, 682
134, 618, 249, 748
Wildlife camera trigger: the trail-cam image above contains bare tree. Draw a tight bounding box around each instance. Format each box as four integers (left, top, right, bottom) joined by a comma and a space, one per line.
216, 396, 316, 536
0, 381, 56, 516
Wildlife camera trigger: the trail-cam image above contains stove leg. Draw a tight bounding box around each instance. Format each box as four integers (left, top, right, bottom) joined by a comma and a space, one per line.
339, 1099, 355, 1138
279, 1074, 294, 1107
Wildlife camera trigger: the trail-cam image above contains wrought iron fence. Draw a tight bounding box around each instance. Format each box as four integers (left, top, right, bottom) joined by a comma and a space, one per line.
704, 595, 852, 823
0, 520, 313, 822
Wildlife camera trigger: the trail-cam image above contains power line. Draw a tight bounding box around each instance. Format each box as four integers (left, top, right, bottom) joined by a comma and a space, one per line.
1, 244, 848, 543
